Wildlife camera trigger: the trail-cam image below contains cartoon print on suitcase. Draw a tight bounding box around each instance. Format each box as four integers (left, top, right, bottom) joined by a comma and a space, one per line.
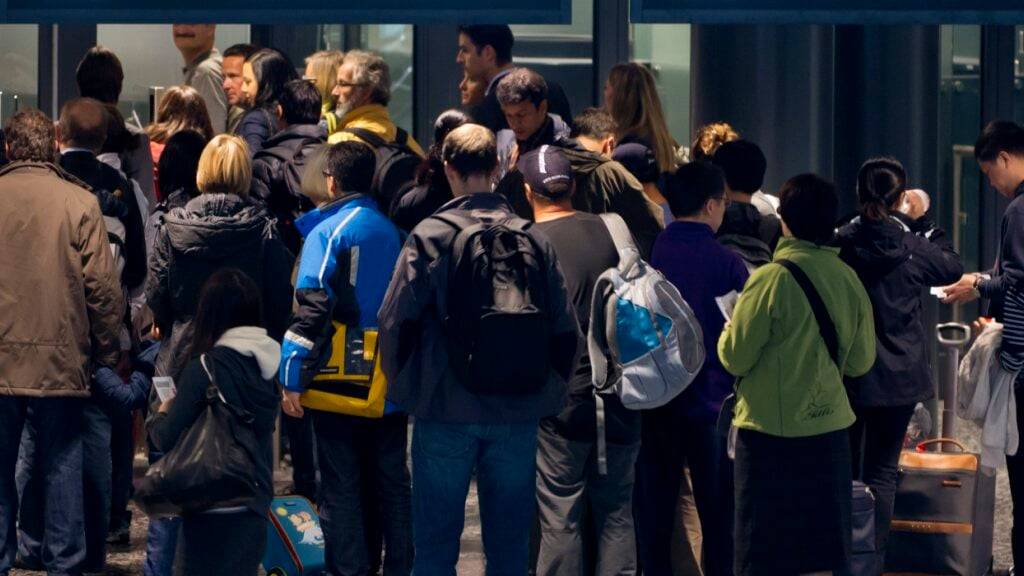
264, 496, 327, 576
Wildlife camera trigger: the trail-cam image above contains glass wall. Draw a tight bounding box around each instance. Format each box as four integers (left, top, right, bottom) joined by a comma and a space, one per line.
0, 25, 39, 123
630, 24, 691, 145
96, 24, 251, 126
362, 25, 414, 134
938, 24, 982, 322
511, 0, 595, 115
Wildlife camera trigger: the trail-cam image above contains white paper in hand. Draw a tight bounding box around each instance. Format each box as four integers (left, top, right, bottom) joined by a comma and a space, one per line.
716, 290, 740, 321
153, 376, 177, 403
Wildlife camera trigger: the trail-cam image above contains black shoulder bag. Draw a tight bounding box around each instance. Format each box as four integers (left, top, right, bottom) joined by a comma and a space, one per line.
135, 354, 264, 518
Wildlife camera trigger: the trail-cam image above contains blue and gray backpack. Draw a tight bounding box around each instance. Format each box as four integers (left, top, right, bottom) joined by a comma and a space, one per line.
588, 213, 705, 473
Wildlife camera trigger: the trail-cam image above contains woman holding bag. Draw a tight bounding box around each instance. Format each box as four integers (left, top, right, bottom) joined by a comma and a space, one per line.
148, 268, 281, 576
718, 174, 877, 576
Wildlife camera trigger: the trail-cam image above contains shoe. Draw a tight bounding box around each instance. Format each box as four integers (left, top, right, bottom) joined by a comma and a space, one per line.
106, 524, 131, 546
13, 553, 43, 571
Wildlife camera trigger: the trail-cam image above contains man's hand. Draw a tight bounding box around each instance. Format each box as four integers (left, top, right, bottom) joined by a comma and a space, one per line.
972, 316, 994, 337
158, 399, 174, 414
282, 390, 304, 418
942, 273, 981, 304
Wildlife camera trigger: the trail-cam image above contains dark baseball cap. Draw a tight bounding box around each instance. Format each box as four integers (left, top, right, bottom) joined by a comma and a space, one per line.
519, 144, 573, 200
613, 142, 659, 184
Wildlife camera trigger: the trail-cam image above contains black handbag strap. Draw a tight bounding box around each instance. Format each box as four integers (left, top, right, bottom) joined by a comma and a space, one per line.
776, 259, 840, 368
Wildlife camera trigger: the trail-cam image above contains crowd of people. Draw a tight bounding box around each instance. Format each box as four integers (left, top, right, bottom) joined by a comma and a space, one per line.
3, 20, 1024, 576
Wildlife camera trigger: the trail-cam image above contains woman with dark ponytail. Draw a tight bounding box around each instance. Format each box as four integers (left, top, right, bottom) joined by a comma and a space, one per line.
834, 157, 963, 570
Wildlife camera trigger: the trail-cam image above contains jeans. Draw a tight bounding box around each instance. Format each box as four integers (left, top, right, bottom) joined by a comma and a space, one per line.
849, 403, 915, 571
143, 449, 181, 576
108, 408, 135, 536
534, 423, 640, 576
0, 397, 85, 576
20, 401, 112, 573
412, 419, 539, 576
312, 411, 412, 576
635, 409, 733, 576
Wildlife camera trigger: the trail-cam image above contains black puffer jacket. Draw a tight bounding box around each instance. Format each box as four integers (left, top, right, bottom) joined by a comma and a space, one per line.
835, 214, 963, 407
145, 194, 294, 387
251, 124, 326, 253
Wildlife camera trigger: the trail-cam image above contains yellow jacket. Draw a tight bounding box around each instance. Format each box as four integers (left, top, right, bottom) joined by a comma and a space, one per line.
326, 104, 425, 157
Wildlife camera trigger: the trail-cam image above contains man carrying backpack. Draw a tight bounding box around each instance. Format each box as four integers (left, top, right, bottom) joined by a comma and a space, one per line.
378, 124, 578, 576
251, 78, 327, 255
326, 50, 425, 215
522, 145, 642, 576
280, 141, 412, 576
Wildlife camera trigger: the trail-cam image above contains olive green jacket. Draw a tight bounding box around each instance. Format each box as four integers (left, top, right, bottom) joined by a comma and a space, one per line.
718, 237, 876, 437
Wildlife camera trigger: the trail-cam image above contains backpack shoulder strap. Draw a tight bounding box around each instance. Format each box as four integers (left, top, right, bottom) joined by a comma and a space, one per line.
776, 259, 840, 368
599, 212, 639, 254
341, 127, 387, 149
395, 127, 411, 148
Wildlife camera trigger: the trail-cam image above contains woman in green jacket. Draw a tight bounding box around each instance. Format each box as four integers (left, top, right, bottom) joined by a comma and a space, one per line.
718, 174, 876, 576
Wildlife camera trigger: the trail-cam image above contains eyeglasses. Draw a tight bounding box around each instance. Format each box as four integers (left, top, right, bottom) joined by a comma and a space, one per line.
335, 80, 367, 88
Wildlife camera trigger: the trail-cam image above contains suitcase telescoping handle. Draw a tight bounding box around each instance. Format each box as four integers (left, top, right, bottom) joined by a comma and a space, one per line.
915, 438, 967, 453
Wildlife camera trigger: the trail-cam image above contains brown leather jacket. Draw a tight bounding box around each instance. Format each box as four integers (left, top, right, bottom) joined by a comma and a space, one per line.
0, 162, 124, 397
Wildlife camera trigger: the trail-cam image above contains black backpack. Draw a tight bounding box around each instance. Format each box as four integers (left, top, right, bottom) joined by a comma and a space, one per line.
340, 127, 420, 213
434, 213, 553, 396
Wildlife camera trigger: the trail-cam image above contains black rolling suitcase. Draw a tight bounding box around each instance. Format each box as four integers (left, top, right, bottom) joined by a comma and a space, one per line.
883, 439, 995, 576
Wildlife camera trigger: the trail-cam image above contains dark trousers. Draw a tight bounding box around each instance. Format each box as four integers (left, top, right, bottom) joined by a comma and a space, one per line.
173, 510, 266, 576
535, 424, 640, 576
313, 410, 413, 576
411, 419, 540, 576
849, 403, 915, 571
635, 408, 734, 576
283, 411, 318, 501
108, 408, 136, 536
1007, 386, 1024, 567
0, 397, 85, 576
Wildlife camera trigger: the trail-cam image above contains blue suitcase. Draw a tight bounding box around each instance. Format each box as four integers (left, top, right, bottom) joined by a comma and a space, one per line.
263, 496, 327, 576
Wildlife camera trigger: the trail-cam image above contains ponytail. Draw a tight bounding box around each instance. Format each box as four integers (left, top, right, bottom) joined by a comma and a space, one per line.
857, 157, 906, 221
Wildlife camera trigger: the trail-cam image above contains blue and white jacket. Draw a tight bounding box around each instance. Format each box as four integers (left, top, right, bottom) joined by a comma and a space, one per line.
279, 193, 403, 396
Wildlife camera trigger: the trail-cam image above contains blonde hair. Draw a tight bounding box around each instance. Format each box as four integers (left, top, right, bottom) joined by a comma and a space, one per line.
196, 135, 252, 198
606, 63, 678, 173
300, 144, 333, 206
146, 85, 215, 144
691, 122, 740, 161
305, 50, 345, 111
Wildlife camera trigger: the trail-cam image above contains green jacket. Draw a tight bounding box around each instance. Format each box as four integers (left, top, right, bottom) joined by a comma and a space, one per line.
718, 237, 876, 437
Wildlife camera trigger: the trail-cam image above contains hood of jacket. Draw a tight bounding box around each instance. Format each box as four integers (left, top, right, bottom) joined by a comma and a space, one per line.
559, 143, 611, 178
719, 233, 772, 267
259, 123, 327, 152
162, 193, 272, 259
719, 202, 764, 238
216, 326, 281, 380
835, 215, 911, 274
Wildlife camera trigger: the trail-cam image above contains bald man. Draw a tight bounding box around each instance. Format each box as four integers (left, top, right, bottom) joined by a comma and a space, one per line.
173, 24, 228, 133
